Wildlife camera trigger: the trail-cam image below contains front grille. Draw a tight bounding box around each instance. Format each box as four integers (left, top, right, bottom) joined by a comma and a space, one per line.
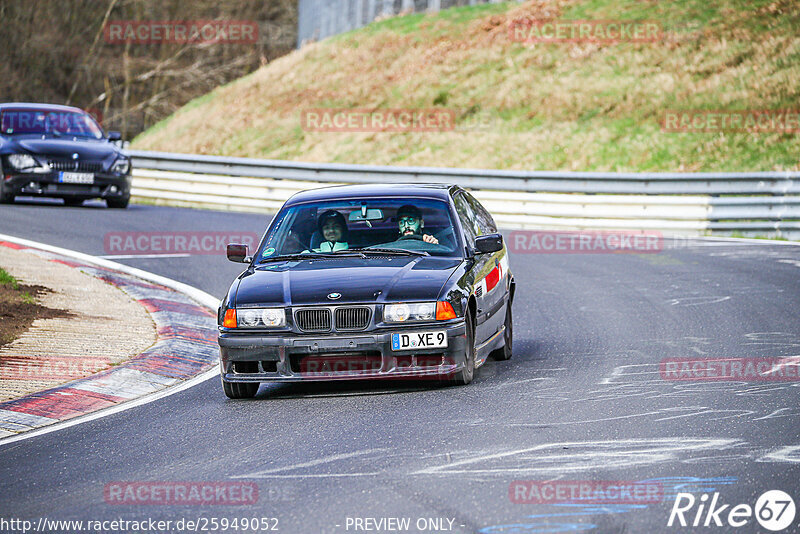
335, 306, 371, 331
295, 308, 332, 332
48, 159, 104, 173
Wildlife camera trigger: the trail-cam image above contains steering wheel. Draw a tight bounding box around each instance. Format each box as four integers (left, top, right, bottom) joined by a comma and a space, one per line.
398, 234, 424, 241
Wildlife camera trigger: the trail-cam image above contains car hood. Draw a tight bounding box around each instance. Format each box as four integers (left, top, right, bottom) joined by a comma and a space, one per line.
14, 138, 119, 161
235, 256, 462, 307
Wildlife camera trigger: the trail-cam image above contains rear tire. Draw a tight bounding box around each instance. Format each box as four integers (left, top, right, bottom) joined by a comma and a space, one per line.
491, 301, 513, 361
451, 311, 475, 386
222, 380, 259, 399
107, 196, 130, 209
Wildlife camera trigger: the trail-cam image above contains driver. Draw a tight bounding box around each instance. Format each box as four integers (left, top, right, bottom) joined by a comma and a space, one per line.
314, 210, 349, 252
396, 204, 438, 244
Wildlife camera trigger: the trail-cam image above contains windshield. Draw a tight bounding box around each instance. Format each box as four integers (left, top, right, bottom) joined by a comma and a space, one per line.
0, 109, 104, 139
256, 197, 462, 260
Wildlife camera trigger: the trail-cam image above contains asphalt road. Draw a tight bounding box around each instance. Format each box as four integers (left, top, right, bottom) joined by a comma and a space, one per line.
1, 198, 800, 534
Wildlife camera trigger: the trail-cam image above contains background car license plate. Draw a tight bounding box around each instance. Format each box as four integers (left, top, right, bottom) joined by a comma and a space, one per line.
59, 171, 94, 184
391, 331, 447, 351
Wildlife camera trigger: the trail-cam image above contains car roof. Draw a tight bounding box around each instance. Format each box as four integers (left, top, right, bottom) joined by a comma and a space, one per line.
284, 183, 460, 206
0, 102, 87, 114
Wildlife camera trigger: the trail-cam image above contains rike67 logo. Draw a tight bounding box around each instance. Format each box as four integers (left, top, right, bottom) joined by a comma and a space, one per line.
668, 490, 796, 531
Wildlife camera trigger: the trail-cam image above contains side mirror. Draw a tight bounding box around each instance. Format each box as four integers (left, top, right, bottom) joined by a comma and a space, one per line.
227, 243, 251, 263
107, 131, 122, 141
475, 233, 503, 254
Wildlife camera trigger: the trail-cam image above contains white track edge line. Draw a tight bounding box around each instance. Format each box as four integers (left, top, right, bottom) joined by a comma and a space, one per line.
0, 233, 221, 447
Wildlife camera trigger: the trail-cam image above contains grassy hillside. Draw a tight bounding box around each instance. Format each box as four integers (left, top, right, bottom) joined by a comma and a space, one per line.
132, 0, 800, 171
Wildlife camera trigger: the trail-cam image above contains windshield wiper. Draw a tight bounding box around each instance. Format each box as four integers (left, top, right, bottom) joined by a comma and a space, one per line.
258, 251, 365, 263
353, 247, 429, 257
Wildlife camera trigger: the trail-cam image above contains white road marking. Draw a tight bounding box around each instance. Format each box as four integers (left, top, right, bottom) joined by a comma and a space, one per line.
412, 438, 740, 476
757, 445, 800, 463
753, 408, 800, 420
667, 296, 731, 306
600, 363, 660, 384
235, 473, 383, 479
233, 449, 388, 479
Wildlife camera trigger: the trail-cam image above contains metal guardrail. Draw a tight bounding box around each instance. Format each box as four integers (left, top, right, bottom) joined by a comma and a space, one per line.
126, 150, 800, 239
297, 0, 514, 47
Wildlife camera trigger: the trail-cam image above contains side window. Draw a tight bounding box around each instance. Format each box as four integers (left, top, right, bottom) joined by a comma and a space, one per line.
465, 192, 497, 234
453, 192, 480, 244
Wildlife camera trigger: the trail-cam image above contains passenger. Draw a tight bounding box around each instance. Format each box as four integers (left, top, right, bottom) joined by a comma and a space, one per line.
396, 204, 438, 244
314, 210, 349, 252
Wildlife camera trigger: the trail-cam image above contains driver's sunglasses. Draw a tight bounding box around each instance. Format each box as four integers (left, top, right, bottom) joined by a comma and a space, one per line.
399, 216, 419, 225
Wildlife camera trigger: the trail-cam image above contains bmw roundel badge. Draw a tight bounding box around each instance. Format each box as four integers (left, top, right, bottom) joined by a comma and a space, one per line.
327, 292, 342, 300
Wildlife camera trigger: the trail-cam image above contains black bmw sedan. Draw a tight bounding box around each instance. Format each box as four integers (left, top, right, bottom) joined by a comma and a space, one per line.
0, 103, 131, 208
218, 183, 514, 398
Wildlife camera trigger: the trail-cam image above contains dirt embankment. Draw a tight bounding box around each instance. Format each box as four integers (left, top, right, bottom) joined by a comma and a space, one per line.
0, 246, 157, 402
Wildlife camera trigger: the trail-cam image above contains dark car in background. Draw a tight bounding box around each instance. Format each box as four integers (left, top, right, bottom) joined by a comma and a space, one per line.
218, 184, 514, 399
0, 103, 131, 208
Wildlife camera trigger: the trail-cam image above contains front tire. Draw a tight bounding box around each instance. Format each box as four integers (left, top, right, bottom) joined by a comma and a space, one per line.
451, 311, 475, 386
107, 196, 130, 209
222, 380, 259, 399
0, 184, 15, 204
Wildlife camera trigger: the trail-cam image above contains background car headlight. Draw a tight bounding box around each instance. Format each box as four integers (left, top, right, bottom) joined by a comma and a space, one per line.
236, 307, 285, 328
111, 158, 130, 174
384, 302, 436, 323
7, 154, 38, 171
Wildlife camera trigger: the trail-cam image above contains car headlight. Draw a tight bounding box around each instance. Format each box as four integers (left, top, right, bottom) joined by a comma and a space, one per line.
384, 302, 436, 323
7, 154, 39, 171
236, 308, 286, 328
111, 158, 130, 174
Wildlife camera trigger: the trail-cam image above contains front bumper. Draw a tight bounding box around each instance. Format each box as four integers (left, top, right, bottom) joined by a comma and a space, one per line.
2, 173, 131, 199
219, 321, 467, 382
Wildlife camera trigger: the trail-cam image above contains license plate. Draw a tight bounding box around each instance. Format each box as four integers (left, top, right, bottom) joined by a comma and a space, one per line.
59, 172, 94, 184
391, 331, 448, 351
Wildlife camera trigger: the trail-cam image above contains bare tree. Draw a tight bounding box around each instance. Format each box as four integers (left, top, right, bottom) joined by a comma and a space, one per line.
0, 0, 297, 138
